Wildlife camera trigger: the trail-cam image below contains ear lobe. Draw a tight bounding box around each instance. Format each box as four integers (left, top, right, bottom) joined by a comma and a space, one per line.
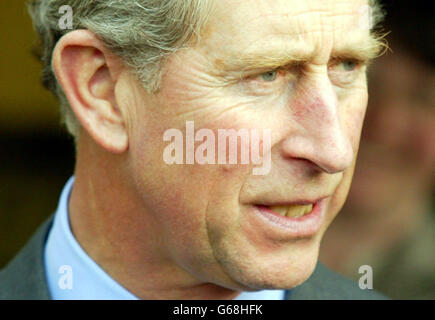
52, 30, 128, 154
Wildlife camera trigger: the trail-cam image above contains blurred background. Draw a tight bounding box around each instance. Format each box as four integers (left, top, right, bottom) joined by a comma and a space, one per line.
0, 0, 75, 269
0, 1, 433, 299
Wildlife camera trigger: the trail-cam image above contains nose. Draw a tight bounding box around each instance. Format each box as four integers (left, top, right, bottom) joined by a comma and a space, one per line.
281, 76, 355, 174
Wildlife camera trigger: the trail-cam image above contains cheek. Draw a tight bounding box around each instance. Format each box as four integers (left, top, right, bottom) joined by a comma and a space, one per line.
344, 92, 368, 150
327, 92, 367, 217
128, 116, 249, 238
130, 142, 218, 263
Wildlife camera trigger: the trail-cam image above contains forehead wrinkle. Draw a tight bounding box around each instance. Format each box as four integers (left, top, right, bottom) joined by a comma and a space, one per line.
232, 0, 369, 34
207, 0, 369, 42
245, 0, 360, 23
204, 0, 378, 75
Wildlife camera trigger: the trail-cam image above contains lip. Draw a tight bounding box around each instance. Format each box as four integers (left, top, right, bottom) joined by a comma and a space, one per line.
255, 197, 328, 207
248, 198, 328, 239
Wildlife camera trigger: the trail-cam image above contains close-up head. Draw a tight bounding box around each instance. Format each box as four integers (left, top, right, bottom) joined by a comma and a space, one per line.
33, 0, 384, 297
1, 0, 390, 301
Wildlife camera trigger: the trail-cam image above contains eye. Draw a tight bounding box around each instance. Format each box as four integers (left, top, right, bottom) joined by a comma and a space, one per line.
241, 68, 293, 96
328, 59, 364, 86
259, 70, 278, 82
340, 60, 358, 71
331, 59, 363, 73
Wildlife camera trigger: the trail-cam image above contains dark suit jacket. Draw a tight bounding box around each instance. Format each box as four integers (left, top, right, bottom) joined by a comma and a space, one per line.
0, 218, 388, 300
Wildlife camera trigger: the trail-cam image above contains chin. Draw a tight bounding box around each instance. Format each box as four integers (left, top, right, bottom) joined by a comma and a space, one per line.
212, 235, 321, 291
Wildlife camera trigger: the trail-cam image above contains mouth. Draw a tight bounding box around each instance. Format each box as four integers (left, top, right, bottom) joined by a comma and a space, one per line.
249, 198, 328, 239
264, 203, 314, 219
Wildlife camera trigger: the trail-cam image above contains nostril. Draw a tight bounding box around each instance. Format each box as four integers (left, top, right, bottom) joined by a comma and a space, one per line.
292, 157, 325, 173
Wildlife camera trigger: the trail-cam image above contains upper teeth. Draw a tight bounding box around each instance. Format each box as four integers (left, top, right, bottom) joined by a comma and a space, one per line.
270, 204, 313, 218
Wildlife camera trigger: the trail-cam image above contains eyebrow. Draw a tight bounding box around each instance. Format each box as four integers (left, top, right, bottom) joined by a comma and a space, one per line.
332, 35, 385, 61
214, 34, 384, 76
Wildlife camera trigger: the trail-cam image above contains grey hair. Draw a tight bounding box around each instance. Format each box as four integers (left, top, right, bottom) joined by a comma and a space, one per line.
28, 0, 215, 137
28, 0, 384, 138
369, 0, 386, 30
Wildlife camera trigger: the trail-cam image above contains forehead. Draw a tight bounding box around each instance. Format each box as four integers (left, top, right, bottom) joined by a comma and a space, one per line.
201, 0, 372, 63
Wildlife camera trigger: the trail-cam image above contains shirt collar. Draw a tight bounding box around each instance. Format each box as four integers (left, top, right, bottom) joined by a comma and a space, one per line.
44, 176, 286, 300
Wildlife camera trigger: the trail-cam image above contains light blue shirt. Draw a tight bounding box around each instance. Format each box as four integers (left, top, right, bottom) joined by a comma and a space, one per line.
44, 177, 287, 300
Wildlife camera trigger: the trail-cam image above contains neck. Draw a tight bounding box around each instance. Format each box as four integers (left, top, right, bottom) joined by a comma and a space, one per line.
68, 133, 240, 299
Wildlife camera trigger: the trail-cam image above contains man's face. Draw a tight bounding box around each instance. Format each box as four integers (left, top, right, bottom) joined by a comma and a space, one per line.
121, 0, 375, 291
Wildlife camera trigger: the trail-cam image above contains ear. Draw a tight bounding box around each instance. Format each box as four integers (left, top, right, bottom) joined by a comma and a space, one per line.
52, 30, 128, 153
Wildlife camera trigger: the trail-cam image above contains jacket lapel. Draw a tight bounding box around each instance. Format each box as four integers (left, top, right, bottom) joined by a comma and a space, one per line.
0, 218, 53, 299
